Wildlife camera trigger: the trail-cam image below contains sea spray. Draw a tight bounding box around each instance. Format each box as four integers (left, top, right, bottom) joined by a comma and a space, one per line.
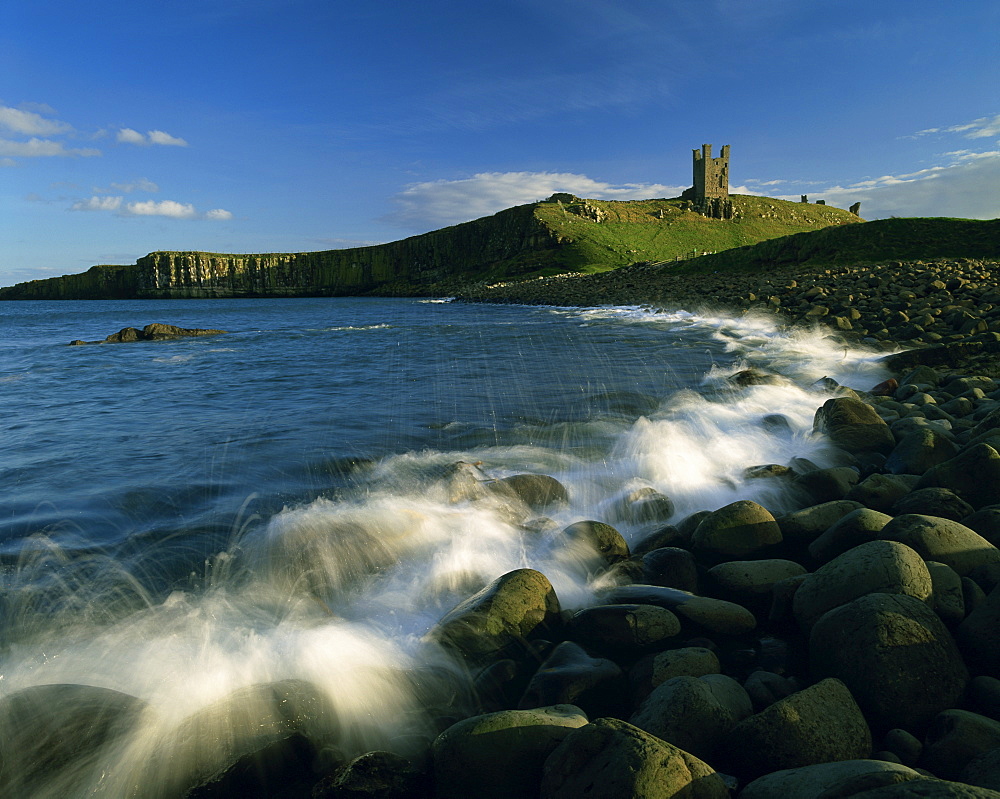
0, 298, 892, 795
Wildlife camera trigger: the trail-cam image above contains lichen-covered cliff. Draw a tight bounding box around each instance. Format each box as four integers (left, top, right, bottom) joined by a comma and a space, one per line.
0, 196, 862, 300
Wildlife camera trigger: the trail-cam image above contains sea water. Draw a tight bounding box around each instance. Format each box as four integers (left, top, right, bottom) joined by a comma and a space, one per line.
0, 297, 891, 796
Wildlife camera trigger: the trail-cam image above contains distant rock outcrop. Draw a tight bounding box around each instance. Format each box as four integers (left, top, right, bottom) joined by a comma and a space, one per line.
69, 323, 228, 345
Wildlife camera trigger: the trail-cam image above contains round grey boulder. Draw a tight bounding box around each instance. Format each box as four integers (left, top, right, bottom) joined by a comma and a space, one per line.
432, 704, 589, 799
808, 508, 894, 564
814, 396, 896, 455
738, 760, 923, 799
917, 444, 1000, 510
540, 717, 729, 799
567, 603, 680, 651
691, 500, 782, 560
880, 514, 1000, 576
794, 540, 933, 632
810, 593, 969, 732
719, 678, 872, 780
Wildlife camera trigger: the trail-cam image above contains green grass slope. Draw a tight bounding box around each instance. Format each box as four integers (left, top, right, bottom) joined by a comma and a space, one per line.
526, 195, 860, 276
673, 216, 1000, 275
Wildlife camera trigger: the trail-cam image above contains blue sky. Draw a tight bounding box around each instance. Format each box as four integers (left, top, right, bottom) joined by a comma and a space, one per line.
2, 0, 998, 286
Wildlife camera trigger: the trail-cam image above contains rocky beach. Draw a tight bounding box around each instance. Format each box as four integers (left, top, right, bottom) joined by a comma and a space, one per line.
396, 258, 1000, 798
7, 258, 1000, 798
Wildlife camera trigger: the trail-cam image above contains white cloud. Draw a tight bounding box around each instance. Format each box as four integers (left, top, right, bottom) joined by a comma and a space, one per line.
0, 137, 100, 158
94, 178, 160, 194
385, 171, 686, 229
1, 157, 16, 167
69, 195, 232, 220
0, 105, 72, 136
117, 128, 188, 146
147, 130, 187, 146
909, 113, 1000, 141
117, 128, 147, 145
779, 153, 1000, 220
72, 196, 124, 212
125, 199, 197, 218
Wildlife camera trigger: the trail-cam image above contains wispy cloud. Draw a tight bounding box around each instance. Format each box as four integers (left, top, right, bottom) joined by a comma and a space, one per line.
385, 171, 686, 229
0, 105, 73, 136
778, 151, 1000, 220
0, 137, 100, 158
71, 195, 232, 220
117, 128, 188, 146
93, 178, 160, 194
908, 113, 1000, 140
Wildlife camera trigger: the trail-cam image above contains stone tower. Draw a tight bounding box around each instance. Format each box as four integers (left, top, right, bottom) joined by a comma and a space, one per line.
693, 143, 730, 201
686, 143, 733, 219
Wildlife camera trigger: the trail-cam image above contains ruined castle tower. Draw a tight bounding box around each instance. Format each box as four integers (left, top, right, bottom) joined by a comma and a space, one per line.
687, 144, 734, 219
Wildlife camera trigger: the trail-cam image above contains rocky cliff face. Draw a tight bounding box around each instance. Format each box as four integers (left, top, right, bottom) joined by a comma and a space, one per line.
1, 204, 562, 300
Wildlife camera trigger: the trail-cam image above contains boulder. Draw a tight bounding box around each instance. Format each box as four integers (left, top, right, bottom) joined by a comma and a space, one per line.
518, 641, 625, 719
560, 521, 630, 565
690, 500, 782, 560
846, 473, 920, 513
794, 467, 861, 504
641, 547, 699, 593
808, 508, 894, 564
845, 779, 1000, 797
311, 750, 427, 799
957, 583, 1000, 674
962, 507, 1000, 547
427, 568, 561, 664
963, 747, 1000, 792
927, 561, 967, 625
0, 683, 147, 798
720, 678, 872, 780
540, 717, 729, 799
885, 429, 960, 475
432, 705, 589, 799
793, 540, 933, 632
566, 604, 680, 652
706, 559, 807, 604
647, 647, 721, 688
880, 514, 1000, 577
598, 584, 757, 636
917, 444, 1000, 509
489, 474, 569, 511
778, 500, 866, 544
738, 760, 924, 799
628, 673, 752, 761
810, 593, 969, 732
609, 487, 675, 525
892, 488, 975, 522
921, 709, 1000, 780
744, 669, 799, 711
813, 396, 896, 455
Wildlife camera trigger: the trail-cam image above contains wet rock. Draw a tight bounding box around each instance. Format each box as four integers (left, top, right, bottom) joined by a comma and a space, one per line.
102, 323, 228, 343
846, 473, 920, 513
962, 748, 1000, 792
640, 547, 699, 592
808, 508, 894, 563
969, 676, 1000, 721
598, 584, 757, 636
738, 760, 923, 799
540, 717, 729, 799
518, 642, 626, 718
880, 514, 1000, 577
311, 750, 428, 799
566, 604, 681, 652
744, 669, 799, 711
629, 673, 752, 761
794, 540, 933, 631
884, 728, 923, 767
962, 507, 1000, 547
609, 487, 675, 525
886, 429, 960, 476
892, 488, 975, 521
428, 568, 561, 664
489, 474, 569, 511
794, 466, 861, 504
690, 499, 782, 560
814, 396, 896, 456
720, 678, 872, 780
706, 558, 807, 606
161, 679, 336, 798
921, 709, 1000, 780
810, 593, 969, 732
432, 705, 588, 799
957, 583, 1000, 674
560, 520, 630, 565
778, 500, 866, 545
927, 561, 966, 625
647, 646, 721, 689
0, 683, 147, 798
917, 444, 1000, 509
